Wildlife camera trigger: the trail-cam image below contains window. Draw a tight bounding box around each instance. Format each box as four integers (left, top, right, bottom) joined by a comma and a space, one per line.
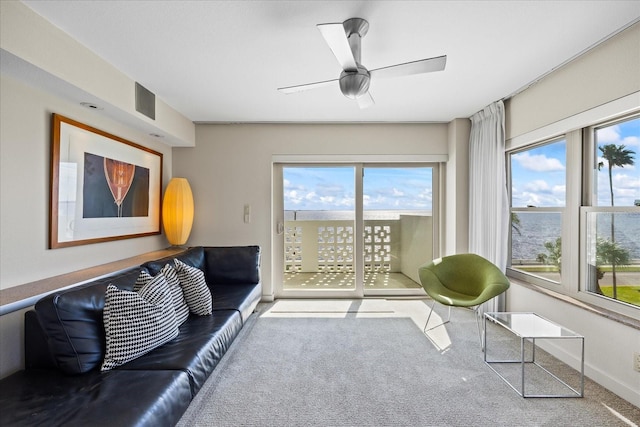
509, 139, 566, 285
583, 116, 639, 309
508, 113, 639, 318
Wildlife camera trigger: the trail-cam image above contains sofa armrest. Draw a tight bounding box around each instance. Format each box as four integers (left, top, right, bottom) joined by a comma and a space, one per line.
203, 246, 261, 285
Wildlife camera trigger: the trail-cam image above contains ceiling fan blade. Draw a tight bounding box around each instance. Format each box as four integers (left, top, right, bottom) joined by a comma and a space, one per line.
277, 78, 338, 94
317, 23, 358, 71
356, 92, 375, 109
370, 55, 447, 79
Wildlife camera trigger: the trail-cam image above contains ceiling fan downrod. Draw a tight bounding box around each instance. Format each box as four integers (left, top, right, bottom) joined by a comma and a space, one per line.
339, 18, 371, 99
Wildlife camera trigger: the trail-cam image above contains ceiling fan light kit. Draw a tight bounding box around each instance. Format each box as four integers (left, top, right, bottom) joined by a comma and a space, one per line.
278, 17, 447, 109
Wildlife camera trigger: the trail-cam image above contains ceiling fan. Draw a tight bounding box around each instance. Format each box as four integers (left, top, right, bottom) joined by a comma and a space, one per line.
277, 17, 447, 109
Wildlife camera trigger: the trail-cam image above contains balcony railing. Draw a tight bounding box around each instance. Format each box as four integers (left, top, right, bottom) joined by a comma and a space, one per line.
284, 214, 432, 287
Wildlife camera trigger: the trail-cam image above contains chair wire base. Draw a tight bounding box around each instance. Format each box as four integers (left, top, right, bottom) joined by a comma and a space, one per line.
423, 300, 487, 351
423, 300, 451, 332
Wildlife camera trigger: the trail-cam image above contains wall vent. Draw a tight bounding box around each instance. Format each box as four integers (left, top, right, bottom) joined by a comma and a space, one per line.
135, 82, 155, 120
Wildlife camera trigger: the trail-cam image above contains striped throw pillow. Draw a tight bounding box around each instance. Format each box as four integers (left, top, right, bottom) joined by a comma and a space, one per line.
134, 266, 190, 326
173, 258, 212, 316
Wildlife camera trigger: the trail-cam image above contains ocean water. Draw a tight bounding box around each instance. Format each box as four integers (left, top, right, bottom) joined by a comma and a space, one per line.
284, 210, 431, 221
285, 210, 640, 260
511, 211, 640, 261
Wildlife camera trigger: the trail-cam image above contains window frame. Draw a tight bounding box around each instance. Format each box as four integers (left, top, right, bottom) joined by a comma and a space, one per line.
577, 113, 640, 318
506, 111, 639, 320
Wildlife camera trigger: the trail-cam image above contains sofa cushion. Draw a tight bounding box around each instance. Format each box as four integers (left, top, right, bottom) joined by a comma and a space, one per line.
0, 369, 192, 427
34, 268, 141, 374
116, 309, 243, 396
174, 259, 212, 316
212, 283, 262, 323
143, 246, 205, 276
102, 275, 179, 371
203, 246, 261, 285
134, 265, 190, 326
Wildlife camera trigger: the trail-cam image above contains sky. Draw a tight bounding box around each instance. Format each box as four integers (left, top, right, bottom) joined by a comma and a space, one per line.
283, 117, 638, 212
283, 167, 433, 211
511, 117, 639, 208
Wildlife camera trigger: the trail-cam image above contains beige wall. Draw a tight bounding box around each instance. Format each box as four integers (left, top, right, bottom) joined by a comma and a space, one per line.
0, 1, 195, 147
504, 23, 640, 405
507, 22, 640, 141
0, 74, 174, 377
174, 123, 451, 299
0, 74, 174, 289
445, 118, 471, 255
0, 2, 196, 378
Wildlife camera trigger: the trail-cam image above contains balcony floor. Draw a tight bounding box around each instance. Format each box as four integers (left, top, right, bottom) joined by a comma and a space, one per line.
283, 271, 422, 290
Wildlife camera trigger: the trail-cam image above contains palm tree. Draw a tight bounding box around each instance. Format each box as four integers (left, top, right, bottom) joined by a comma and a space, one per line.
595, 237, 631, 297
511, 212, 521, 236
597, 144, 635, 299
537, 237, 562, 273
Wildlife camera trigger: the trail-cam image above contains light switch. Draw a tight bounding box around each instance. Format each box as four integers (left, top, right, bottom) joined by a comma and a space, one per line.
244, 204, 250, 223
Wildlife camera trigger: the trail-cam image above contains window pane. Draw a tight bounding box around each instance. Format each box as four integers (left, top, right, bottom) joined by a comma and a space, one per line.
511, 140, 566, 208
510, 139, 566, 284
510, 211, 562, 283
584, 211, 640, 308
594, 117, 639, 207
587, 116, 639, 310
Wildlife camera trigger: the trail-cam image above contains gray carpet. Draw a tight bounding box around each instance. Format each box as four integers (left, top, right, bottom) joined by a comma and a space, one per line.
177, 302, 640, 427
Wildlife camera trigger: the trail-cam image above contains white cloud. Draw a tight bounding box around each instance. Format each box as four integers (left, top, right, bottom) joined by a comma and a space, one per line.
524, 179, 551, 192
612, 173, 639, 187
552, 185, 566, 197
597, 122, 639, 147
622, 135, 640, 147
513, 152, 564, 172
596, 172, 640, 206
596, 125, 621, 144
512, 186, 565, 207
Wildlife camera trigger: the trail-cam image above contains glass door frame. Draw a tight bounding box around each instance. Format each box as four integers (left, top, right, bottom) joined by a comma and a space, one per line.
272, 159, 440, 299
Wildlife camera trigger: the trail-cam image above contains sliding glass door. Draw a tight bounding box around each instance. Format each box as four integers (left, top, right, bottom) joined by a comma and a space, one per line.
362, 166, 434, 295
282, 166, 357, 293
275, 163, 437, 298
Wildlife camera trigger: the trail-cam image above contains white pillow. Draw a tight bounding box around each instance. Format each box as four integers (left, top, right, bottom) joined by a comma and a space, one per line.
173, 258, 212, 316
134, 266, 190, 326
101, 274, 179, 371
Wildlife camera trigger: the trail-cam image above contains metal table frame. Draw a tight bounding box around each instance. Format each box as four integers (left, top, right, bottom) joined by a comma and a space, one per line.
483, 312, 584, 398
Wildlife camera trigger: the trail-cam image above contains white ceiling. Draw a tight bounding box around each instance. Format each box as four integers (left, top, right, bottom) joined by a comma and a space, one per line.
21, 1, 640, 123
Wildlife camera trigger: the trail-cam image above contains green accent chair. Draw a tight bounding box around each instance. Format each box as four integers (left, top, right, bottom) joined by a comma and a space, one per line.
418, 253, 510, 348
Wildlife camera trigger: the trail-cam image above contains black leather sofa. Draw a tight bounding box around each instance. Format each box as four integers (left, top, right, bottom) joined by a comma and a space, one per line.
0, 246, 262, 427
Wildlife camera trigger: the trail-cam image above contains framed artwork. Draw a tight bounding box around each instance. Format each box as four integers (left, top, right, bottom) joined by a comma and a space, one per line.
50, 114, 163, 249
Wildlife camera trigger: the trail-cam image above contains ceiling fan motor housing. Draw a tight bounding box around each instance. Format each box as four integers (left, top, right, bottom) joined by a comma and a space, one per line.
339, 66, 371, 99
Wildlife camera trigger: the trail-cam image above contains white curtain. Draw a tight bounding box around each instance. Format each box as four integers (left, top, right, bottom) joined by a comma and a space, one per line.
468, 100, 509, 311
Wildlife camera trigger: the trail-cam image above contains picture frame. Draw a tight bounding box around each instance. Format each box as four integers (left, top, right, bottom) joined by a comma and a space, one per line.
50, 114, 163, 249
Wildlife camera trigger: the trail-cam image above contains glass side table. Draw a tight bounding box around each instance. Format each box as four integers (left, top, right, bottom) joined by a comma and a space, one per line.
484, 312, 584, 398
